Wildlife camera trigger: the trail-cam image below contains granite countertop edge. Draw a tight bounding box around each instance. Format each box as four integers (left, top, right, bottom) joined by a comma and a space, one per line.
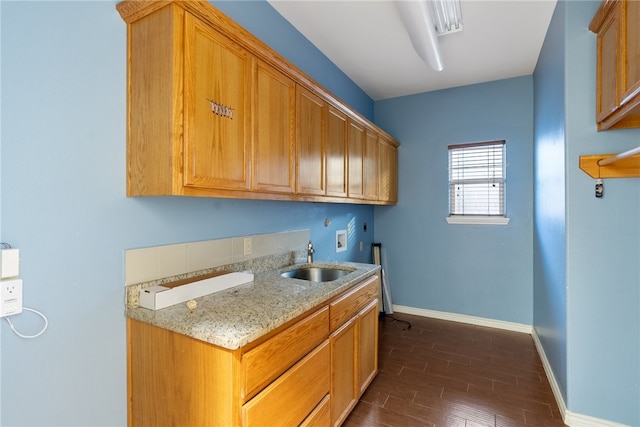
125, 261, 381, 350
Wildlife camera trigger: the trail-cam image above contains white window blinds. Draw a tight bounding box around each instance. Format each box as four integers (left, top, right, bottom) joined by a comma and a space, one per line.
448, 140, 505, 216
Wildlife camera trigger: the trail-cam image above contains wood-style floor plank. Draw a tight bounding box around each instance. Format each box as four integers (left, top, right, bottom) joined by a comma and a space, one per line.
344, 313, 566, 427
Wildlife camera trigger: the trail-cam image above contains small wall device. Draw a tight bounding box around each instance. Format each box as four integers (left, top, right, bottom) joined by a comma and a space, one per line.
336, 230, 347, 253
0, 248, 19, 279
0, 248, 22, 317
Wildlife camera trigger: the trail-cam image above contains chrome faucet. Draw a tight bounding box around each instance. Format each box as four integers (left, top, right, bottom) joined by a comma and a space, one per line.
307, 240, 315, 263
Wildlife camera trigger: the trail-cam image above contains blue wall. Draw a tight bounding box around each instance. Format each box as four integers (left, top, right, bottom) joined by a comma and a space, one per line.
533, 0, 568, 407
374, 77, 534, 325
534, 1, 640, 425
0, 1, 374, 425
564, 1, 639, 423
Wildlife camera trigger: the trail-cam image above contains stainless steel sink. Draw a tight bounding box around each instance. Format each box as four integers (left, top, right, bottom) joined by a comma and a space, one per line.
281, 266, 354, 282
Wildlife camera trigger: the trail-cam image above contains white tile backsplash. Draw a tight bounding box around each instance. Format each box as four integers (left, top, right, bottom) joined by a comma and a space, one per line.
251, 233, 271, 258
186, 240, 214, 272
157, 244, 188, 279
275, 232, 290, 253
125, 247, 160, 285
210, 239, 233, 267
290, 230, 310, 252
125, 230, 309, 285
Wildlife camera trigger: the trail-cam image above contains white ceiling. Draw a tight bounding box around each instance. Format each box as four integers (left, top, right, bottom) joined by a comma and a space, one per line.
268, 0, 558, 101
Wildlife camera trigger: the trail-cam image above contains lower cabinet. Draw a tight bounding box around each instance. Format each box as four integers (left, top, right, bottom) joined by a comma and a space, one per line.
330, 316, 358, 425
357, 300, 379, 395
329, 275, 380, 426
301, 394, 332, 426
242, 341, 331, 426
127, 274, 379, 427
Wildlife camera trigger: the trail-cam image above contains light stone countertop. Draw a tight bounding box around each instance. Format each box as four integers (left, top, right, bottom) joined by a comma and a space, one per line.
125, 261, 380, 350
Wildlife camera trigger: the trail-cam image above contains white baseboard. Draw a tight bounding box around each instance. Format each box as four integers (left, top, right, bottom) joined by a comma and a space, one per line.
530, 328, 568, 418
392, 305, 533, 334
392, 305, 631, 427
531, 329, 630, 427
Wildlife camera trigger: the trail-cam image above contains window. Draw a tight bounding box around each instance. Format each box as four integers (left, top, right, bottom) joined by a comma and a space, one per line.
447, 140, 508, 225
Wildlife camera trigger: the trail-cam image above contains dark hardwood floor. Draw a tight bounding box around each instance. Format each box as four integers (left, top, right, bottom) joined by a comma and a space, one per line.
344, 313, 566, 427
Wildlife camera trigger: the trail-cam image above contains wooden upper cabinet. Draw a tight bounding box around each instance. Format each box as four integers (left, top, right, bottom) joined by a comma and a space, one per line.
252, 61, 295, 194
347, 120, 365, 199
117, 0, 399, 204
594, 6, 619, 124
326, 107, 348, 198
378, 135, 398, 204
591, 0, 640, 130
125, 4, 185, 196
122, 4, 252, 196
363, 130, 379, 201
184, 13, 252, 190
296, 86, 326, 196
621, 0, 640, 105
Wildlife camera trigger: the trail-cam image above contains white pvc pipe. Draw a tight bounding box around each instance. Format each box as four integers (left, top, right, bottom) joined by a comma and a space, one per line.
597, 145, 640, 166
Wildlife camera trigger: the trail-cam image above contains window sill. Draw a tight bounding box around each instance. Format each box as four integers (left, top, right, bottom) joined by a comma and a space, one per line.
445, 216, 510, 225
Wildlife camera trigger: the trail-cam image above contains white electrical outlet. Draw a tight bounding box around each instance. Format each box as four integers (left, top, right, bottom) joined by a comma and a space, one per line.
1, 278, 23, 317
243, 237, 252, 256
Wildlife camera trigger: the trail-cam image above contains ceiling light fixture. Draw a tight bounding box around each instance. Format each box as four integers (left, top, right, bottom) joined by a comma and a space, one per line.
431, 0, 463, 35
395, 0, 463, 72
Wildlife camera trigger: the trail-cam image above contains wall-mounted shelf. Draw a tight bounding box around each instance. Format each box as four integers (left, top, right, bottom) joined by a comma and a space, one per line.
579, 146, 640, 178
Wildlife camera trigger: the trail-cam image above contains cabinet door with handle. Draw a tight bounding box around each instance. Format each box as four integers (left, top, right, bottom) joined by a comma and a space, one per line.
184, 13, 252, 190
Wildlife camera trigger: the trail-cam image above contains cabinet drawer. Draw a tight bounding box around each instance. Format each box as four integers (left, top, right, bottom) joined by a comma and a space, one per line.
241, 306, 329, 400
300, 394, 331, 427
242, 340, 330, 426
330, 275, 379, 332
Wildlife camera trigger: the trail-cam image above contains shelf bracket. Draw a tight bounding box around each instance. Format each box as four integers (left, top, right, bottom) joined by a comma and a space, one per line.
579, 153, 640, 178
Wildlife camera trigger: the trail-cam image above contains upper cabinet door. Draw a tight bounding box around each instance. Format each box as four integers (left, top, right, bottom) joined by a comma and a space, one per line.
184, 13, 252, 190
253, 61, 296, 194
347, 120, 365, 200
363, 130, 379, 201
621, 0, 640, 104
296, 86, 326, 196
378, 136, 398, 204
595, 6, 620, 124
326, 106, 348, 198
591, 0, 640, 130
